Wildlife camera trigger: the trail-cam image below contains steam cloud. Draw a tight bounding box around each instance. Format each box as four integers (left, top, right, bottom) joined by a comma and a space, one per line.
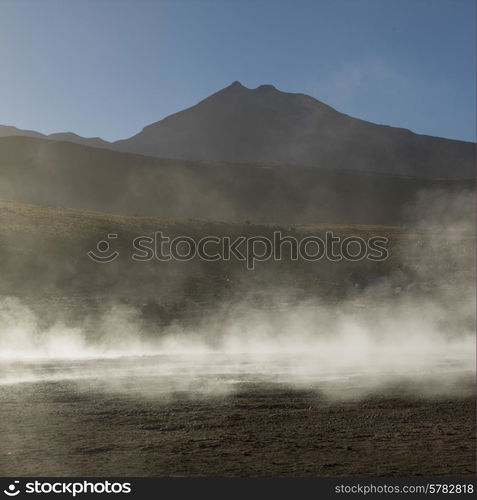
0, 189, 474, 400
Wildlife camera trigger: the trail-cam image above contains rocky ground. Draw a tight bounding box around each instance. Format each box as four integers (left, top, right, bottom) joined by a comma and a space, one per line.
0, 378, 474, 477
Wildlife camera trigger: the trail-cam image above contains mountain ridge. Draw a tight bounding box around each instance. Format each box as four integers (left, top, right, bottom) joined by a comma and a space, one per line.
0, 124, 111, 150
1, 82, 475, 179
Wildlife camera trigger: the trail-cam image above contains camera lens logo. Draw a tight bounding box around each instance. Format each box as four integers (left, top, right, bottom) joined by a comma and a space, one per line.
88, 234, 119, 263
3, 481, 20, 497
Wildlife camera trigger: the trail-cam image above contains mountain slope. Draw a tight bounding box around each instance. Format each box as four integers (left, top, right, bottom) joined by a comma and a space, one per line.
0, 136, 472, 225
113, 82, 475, 179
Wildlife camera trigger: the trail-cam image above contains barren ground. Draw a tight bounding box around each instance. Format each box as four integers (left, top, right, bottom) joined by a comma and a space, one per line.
0, 378, 474, 477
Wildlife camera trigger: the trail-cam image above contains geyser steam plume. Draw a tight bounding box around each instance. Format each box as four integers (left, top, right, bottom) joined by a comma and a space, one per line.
0, 189, 474, 399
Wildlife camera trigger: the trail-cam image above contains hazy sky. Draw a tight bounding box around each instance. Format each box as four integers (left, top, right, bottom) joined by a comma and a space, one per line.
0, 0, 475, 142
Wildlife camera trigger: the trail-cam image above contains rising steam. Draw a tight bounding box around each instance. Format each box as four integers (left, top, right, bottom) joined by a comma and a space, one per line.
0, 189, 474, 399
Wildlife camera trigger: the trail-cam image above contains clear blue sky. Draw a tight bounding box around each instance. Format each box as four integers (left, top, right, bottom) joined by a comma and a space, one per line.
1, 0, 475, 142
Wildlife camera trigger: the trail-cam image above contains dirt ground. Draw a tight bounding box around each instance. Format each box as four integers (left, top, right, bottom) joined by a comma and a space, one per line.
0, 380, 474, 477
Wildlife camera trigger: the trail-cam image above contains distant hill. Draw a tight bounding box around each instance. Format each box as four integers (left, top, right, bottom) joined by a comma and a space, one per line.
0, 125, 111, 150
0, 136, 472, 225
1, 82, 475, 179
0, 125, 44, 139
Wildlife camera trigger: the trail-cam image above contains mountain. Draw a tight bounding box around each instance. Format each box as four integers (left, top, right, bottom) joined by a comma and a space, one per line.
0, 136, 472, 225
113, 82, 475, 179
0, 125, 44, 139
0, 125, 111, 150
1, 82, 474, 179
47, 132, 111, 149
